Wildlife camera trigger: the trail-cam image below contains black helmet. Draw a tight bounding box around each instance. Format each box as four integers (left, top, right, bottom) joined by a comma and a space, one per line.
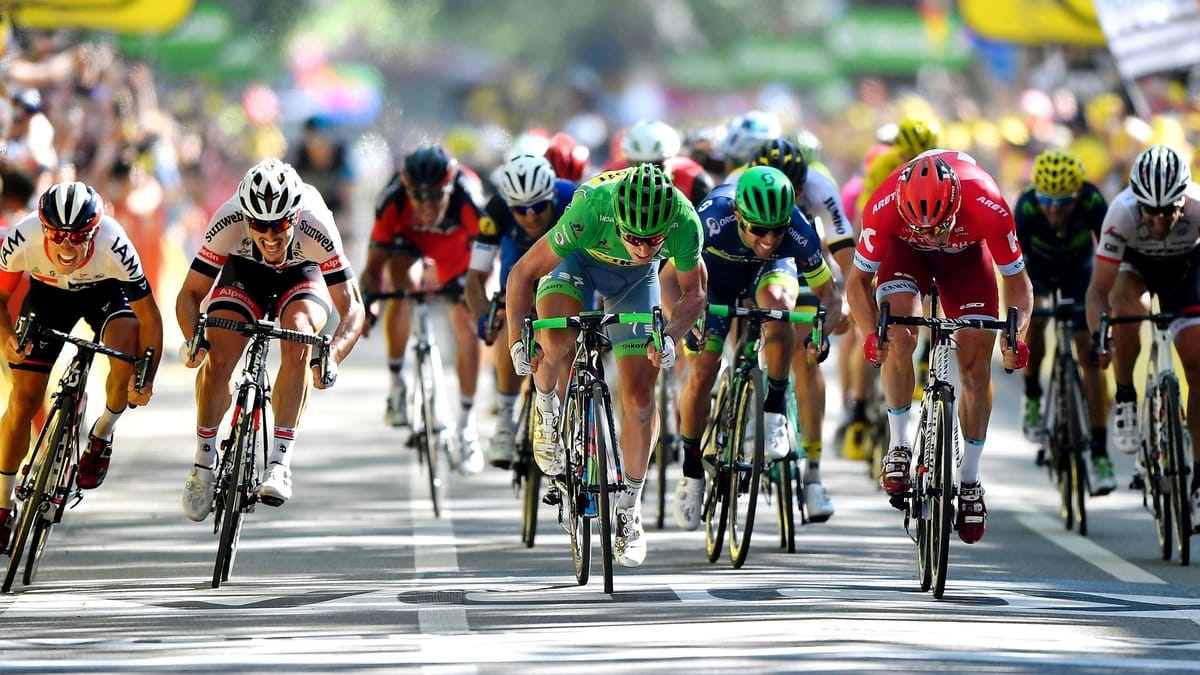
751, 138, 808, 190
38, 181, 103, 232
403, 143, 456, 188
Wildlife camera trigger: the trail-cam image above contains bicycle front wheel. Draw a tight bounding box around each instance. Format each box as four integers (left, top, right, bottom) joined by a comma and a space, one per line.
1065, 364, 1089, 536
653, 371, 672, 530
562, 394, 590, 586
591, 382, 618, 594
5, 404, 70, 593
774, 458, 795, 553
1146, 394, 1173, 561
931, 388, 954, 599
213, 399, 255, 588
703, 372, 733, 563
418, 352, 444, 518
912, 404, 933, 593
1162, 379, 1191, 566
728, 371, 765, 569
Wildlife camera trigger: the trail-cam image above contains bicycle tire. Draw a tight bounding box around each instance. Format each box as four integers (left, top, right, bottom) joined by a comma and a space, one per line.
562, 394, 590, 586
913, 402, 933, 593
654, 372, 670, 530
729, 371, 765, 569
704, 371, 733, 563
213, 396, 254, 588
418, 351, 443, 518
1065, 363, 1090, 536
4, 404, 69, 593
592, 382, 617, 594
515, 387, 539, 547
1163, 379, 1191, 566
931, 388, 954, 599
1046, 358, 1074, 531
1146, 393, 1173, 561
775, 458, 795, 553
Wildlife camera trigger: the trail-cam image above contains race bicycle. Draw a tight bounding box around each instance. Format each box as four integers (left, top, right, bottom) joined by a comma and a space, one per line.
4, 312, 152, 592
701, 303, 821, 569
525, 308, 664, 594
188, 309, 332, 588
512, 382, 541, 547
877, 291, 1017, 599
1034, 292, 1091, 536
371, 288, 458, 518
1100, 302, 1196, 566
651, 368, 680, 530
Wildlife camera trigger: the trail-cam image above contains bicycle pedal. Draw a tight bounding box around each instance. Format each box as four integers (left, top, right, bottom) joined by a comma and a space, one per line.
1035, 448, 1047, 466
542, 488, 562, 506
1129, 473, 1146, 490
888, 494, 908, 512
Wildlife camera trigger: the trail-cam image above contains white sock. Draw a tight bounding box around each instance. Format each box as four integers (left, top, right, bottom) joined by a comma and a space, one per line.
619, 474, 644, 508
961, 437, 984, 484
92, 405, 125, 441
497, 392, 518, 429
195, 426, 219, 467
888, 405, 911, 448
271, 427, 296, 468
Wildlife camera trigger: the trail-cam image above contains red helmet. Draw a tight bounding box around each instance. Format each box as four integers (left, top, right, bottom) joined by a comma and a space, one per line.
544, 132, 590, 182
896, 155, 961, 231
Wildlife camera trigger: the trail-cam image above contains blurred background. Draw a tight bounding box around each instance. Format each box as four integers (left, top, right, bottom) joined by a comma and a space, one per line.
0, 0, 1197, 292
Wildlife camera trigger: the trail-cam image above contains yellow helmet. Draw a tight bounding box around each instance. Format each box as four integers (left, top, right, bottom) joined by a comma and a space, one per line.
893, 118, 939, 156
1032, 149, 1084, 197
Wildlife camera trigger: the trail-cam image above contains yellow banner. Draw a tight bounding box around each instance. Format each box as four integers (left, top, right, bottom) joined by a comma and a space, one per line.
959, 0, 1107, 47
3, 0, 195, 34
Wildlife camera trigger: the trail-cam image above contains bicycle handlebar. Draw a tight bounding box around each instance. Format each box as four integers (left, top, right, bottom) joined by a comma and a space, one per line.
877, 302, 1020, 373
190, 313, 334, 386
15, 311, 154, 393
521, 309, 662, 362
1097, 310, 1200, 354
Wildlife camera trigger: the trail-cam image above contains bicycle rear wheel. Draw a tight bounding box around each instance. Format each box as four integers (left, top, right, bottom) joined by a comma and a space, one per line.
729, 372, 765, 569
5, 405, 69, 593
931, 389, 954, 599
1162, 380, 1191, 566
213, 399, 255, 588
592, 383, 618, 594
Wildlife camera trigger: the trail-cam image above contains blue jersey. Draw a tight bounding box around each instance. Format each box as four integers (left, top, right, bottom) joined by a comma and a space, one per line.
697, 183, 831, 286
474, 178, 577, 284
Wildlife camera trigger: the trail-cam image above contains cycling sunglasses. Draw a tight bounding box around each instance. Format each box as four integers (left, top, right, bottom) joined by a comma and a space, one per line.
620, 231, 667, 248
1141, 202, 1183, 217
1035, 191, 1077, 209
247, 216, 294, 234
511, 200, 553, 216
741, 222, 788, 238
43, 228, 95, 245
411, 186, 451, 202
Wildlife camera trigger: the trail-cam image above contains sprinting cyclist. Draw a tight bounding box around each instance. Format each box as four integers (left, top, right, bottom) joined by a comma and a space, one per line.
0, 181, 164, 548
177, 158, 365, 519
466, 153, 577, 468
847, 151, 1033, 545
1085, 144, 1200, 524
362, 143, 491, 474
506, 163, 707, 567
673, 166, 845, 531
1015, 149, 1113, 495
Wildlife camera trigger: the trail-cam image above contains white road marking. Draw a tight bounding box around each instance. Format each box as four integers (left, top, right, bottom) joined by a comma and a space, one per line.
1017, 512, 1166, 584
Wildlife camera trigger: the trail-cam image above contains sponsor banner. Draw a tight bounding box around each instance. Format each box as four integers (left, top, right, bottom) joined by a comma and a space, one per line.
1093, 0, 1200, 79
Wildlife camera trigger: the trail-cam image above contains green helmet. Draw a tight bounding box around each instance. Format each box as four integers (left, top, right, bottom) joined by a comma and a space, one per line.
614, 162, 676, 237
735, 166, 795, 227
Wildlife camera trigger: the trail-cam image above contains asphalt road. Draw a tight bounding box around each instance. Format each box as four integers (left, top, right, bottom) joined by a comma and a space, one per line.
1, 324, 1198, 673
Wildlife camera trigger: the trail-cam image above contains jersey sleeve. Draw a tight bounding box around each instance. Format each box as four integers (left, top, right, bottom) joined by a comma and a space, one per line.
190, 199, 242, 278
666, 197, 703, 273
804, 171, 854, 252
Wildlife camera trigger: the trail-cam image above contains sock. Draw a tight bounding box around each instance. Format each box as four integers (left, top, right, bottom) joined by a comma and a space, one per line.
1024, 378, 1042, 400
388, 359, 404, 388
459, 396, 475, 431
91, 405, 126, 442
195, 426, 219, 467
497, 392, 519, 429
802, 439, 822, 484
1115, 383, 1137, 404
0, 472, 14, 508
535, 387, 559, 414
620, 473, 644, 508
270, 426, 296, 468
764, 377, 788, 414
1091, 427, 1108, 458
852, 398, 867, 422
961, 437, 985, 484
888, 405, 911, 448
681, 436, 703, 479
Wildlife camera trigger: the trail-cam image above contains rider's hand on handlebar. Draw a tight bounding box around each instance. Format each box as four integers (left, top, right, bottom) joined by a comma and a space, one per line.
804, 332, 831, 364
648, 334, 677, 369
510, 341, 533, 376
1089, 330, 1109, 368
4, 334, 31, 364
127, 379, 153, 407
1000, 334, 1029, 371
862, 334, 886, 367
178, 341, 205, 368
312, 359, 338, 390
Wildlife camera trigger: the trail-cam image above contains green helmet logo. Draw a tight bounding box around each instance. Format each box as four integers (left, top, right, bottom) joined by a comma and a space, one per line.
736, 166, 795, 227
614, 163, 675, 237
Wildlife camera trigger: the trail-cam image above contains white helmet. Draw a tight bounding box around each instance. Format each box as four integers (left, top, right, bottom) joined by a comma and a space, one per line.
1130, 144, 1192, 208
498, 154, 557, 206
621, 120, 681, 163
507, 131, 550, 161
719, 111, 781, 164
239, 158, 304, 221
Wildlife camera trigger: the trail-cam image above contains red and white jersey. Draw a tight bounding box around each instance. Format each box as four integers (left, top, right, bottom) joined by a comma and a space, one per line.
192, 183, 352, 282
855, 150, 1025, 277
0, 212, 150, 299
1096, 184, 1200, 263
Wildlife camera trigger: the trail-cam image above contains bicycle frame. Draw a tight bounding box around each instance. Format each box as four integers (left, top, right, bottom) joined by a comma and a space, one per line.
4, 314, 151, 592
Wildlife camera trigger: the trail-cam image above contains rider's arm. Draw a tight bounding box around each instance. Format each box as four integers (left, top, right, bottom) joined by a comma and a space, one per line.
1085, 257, 1120, 336
1001, 269, 1034, 342
667, 258, 707, 343
359, 245, 389, 297
464, 268, 491, 320
845, 265, 878, 338
175, 267, 216, 342
129, 292, 164, 383
504, 236, 563, 348
326, 277, 366, 364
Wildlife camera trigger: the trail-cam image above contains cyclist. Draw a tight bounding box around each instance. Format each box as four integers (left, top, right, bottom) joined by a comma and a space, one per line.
177, 158, 365, 520
466, 154, 577, 469
543, 131, 591, 183
505, 163, 707, 568
718, 111, 782, 179
362, 143, 491, 474
1016, 149, 1114, 495
1085, 143, 1200, 522
847, 151, 1033, 545
673, 166, 845, 531
0, 181, 164, 548
616, 119, 715, 208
